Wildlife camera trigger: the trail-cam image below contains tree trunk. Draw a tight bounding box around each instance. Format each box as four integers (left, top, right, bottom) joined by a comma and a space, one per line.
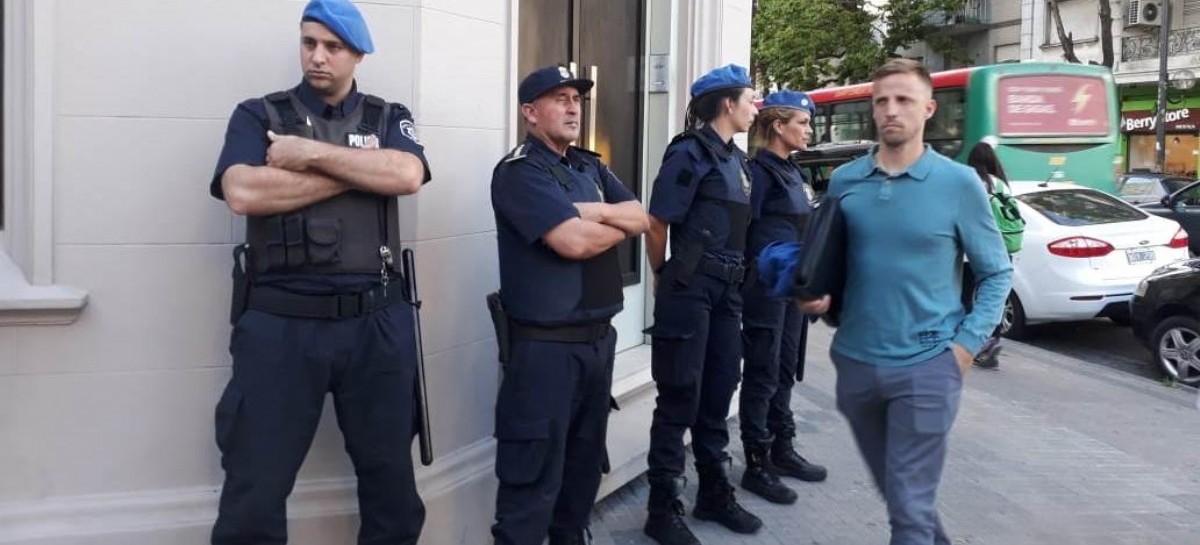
1049, 0, 1082, 63
1098, 0, 1114, 67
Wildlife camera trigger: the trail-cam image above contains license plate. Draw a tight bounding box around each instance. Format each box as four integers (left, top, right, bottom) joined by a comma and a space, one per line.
1126, 248, 1156, 264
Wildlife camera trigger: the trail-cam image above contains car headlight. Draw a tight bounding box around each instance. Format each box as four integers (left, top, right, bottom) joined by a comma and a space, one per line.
1134, 277, 1150, 297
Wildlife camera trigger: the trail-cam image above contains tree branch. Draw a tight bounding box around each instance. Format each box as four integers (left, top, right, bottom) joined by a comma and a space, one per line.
1049, 0, 1082, 63
1098, 0, 1114, 67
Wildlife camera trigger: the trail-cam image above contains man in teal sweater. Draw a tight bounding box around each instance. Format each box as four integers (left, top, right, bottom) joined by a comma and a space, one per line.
802, 59, 1011, 545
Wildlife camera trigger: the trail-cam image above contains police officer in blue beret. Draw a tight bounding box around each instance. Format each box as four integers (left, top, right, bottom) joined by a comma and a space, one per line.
643, 64, 762, 545
208, 1, 431, 543
489, 65, 650, 545
737, 90, 828, 506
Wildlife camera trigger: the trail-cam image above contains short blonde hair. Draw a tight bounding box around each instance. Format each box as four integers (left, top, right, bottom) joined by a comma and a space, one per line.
871, 58, 933, 91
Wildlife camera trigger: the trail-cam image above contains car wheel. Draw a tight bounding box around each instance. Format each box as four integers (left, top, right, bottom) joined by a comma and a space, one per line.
1149, 316, 1200, 385
999, 292, 1031, 340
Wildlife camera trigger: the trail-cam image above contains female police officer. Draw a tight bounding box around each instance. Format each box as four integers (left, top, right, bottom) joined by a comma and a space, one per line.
643, 64, 760, 545
737, 91, 828, 506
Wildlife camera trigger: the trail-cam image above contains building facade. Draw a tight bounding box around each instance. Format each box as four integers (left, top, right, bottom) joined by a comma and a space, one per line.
0, 1, 752, 543
1026, 0, 1200, 176
905, 0, 1024, 70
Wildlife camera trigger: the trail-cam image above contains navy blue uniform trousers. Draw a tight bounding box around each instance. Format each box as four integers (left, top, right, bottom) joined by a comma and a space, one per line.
831, 349, 962, 545
738, 289, 808, 443
648, 273, 743, 479
212, 303, 424, 545
491, 327, 616, 545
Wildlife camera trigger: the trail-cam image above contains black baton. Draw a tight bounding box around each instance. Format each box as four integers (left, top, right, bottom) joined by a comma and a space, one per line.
402, 248, 434, 466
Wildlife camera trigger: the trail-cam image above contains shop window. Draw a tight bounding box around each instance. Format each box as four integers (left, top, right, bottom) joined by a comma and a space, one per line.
1128, 134, 1199, 177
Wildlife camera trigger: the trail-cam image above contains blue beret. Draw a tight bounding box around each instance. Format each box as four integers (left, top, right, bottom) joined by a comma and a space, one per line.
518, 65, 594, 104
690, 64, 752, 99
302, 0, 374, 54
763, 90, 815, 115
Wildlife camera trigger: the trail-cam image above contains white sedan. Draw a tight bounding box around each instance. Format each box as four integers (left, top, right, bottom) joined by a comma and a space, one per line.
999, 181, 1190, 338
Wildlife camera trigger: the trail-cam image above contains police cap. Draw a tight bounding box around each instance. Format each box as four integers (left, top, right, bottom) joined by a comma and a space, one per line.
690, 64, 753, 99
302, 0, 375, 54
518, 65, 594, 105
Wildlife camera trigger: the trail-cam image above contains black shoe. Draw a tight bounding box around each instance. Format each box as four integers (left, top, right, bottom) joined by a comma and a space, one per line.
694, 464, 763, 534
644, 499, 701, 545
740, 443, 797, 505
770, 437, 828, 482
548, 526, 591, 545
973, 343, 1001, 369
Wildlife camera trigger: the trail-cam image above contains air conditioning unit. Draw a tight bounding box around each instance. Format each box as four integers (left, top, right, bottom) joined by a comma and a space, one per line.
1127, 0, 1163, 29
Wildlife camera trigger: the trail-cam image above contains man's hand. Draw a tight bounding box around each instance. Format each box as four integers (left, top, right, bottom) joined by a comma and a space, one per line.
951, 343, 972, 376
267, 130, 322, 172
575, 202, 606, 224
796, 295, 830, 315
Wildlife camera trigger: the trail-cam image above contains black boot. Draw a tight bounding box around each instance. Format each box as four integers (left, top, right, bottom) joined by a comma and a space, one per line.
644, 477, 701, 545
740, 441, 797, 505
548, 526, 591, 545
693, 463, 763, 534
973, 338, 1002, 369
770, 433, 828, 482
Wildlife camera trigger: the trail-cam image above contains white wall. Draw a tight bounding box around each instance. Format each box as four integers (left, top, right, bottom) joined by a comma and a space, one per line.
0, 0, 754, 544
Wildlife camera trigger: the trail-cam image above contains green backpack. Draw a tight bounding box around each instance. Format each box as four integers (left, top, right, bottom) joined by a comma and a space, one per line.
989, 185, 1025, 254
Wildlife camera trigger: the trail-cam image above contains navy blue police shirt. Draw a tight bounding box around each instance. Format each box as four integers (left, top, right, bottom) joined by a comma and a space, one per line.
647, 126, 752, 263
491, 135, 637, 326
746, 149, 813, 259
209, 80, 431, 293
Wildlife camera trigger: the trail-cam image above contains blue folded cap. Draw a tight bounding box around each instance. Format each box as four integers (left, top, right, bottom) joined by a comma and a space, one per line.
302, 0, 374, 54
756, 241, 806, 298
762, 90, 815, 115
690, 64, 753, 99
518, 65, 594, 104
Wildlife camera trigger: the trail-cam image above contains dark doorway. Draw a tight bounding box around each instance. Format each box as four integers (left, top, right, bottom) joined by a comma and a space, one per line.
518, 0, 644, 285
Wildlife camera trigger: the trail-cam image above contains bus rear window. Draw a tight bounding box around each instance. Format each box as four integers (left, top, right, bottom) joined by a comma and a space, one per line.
1018, 189, 1147, 226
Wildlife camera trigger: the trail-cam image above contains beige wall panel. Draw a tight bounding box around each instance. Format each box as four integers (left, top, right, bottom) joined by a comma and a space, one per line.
416, 126, 504, 240
410, 233, 498, 356
55, 0, 417, 119
55, 117, 231, 245
423, 338, 501, 458
416, 9, 507, 130
14, 245, 231, 375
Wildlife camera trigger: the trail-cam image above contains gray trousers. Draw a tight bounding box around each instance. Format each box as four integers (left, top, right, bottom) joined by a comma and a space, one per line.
831, 348, 962, 545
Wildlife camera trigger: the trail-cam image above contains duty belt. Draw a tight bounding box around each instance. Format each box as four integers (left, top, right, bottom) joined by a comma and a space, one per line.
510, 320, 611, 343
247, 284, 404, 320
697, 257, 747, 284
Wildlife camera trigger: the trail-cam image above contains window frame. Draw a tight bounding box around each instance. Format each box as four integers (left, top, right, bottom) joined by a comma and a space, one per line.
0, 0, 88, 326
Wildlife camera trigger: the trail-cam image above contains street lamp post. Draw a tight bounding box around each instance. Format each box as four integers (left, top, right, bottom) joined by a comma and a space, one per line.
1156, 0, 1173, 173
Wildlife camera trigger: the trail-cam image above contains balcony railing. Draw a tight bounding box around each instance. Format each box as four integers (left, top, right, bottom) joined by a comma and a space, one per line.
1122, 25, 1200, 62
927, 0, 990, 26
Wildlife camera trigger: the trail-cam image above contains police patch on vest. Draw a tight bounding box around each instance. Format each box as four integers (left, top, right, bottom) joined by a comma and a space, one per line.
346, 133, 381, 149
740, 168, 751, 197
399, 119, 421, 144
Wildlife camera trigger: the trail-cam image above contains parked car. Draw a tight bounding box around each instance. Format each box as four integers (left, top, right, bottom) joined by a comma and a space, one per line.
1137, 178, 1200, 255
1116, 172, 1195, 206
999, 182, 1190, 339
1130, 259, 1200, 385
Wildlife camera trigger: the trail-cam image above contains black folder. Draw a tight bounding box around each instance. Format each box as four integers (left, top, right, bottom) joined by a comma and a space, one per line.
791, 195, 846, 325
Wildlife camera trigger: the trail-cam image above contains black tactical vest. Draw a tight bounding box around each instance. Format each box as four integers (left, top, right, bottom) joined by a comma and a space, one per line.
676, 130, 752, 255
545, 157, 623, 314
246, 90, 399, 275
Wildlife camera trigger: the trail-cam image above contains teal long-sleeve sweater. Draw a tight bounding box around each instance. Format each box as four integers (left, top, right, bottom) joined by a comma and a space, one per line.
827, 146, 1013, 366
